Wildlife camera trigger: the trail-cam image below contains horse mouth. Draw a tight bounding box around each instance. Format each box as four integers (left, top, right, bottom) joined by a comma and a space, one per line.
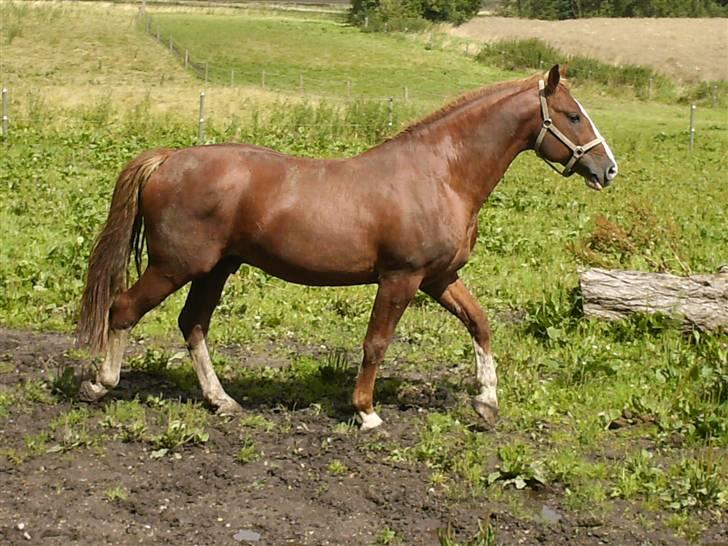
586, 175, 603, 191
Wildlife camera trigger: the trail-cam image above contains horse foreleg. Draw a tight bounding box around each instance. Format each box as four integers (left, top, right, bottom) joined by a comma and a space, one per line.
423, 276, 498, 427
178, 261, 242, 415
80, 265, 182, 402
353, 274, 422, 430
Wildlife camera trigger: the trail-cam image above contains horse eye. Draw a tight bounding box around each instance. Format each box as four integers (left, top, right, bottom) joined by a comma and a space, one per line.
568, 113, 581, 123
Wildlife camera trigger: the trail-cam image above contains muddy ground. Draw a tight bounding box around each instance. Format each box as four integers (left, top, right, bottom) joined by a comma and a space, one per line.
0, 328, 723, 546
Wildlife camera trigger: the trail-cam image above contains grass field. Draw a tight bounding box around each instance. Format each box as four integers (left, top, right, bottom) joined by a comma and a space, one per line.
1, 2, 727, 544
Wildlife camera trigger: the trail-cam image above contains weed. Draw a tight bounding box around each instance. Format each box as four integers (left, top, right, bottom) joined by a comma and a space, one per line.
437, 518, 496, 546
49, 366, 79, 400
568, 200, 687, 273
23, 431, 50, 456
318, 348, 352, 383
0, 391, 15, 419
19, 379, 56, 405
374, 527, 403, 546
661, 455, 728, 511
128, 349, 171, 375
151, 419, 209, 452
236, 435, 260, 464
488, 442, 546, 490
101, 400, 148, 442
104, 486, 128, 503
239, 414, 277, 432
327, 459, 348, 475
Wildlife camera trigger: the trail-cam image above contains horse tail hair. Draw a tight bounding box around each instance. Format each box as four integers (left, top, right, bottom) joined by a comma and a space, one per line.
77, 148, 173, 354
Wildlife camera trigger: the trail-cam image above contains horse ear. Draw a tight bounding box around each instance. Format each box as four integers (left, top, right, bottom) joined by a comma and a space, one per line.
544, 64, 560, 96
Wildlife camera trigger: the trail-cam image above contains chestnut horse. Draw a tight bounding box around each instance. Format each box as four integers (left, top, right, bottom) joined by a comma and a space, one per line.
77, 66, 617, 429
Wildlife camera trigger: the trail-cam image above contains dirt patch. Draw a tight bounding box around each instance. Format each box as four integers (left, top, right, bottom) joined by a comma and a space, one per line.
0, 328, 716, 545
449, 17, 728, 82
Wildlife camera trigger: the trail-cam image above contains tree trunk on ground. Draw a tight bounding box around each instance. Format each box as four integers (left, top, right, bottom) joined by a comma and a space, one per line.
579, 267, 728, 331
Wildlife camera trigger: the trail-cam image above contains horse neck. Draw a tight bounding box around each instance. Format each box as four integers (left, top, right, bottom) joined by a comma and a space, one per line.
401, 82, 539, 214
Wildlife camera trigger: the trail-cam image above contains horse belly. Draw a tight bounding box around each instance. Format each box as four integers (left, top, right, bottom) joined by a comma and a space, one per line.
236, 208, 380, 286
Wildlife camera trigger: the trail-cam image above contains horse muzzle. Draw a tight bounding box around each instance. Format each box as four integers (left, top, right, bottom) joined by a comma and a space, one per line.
584, 162, 618, 191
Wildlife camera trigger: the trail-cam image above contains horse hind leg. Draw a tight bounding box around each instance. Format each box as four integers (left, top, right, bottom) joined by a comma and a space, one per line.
79, 264, 184, 402
178, 259, 242, 415
422, 276, 498, 428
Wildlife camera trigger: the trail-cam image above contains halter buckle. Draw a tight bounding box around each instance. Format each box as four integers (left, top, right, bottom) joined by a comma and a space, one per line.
542, 118, 552, 128
573, 146, 584, 157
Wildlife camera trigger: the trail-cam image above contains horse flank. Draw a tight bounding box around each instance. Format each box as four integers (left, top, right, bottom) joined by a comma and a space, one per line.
76, 148, 173, 354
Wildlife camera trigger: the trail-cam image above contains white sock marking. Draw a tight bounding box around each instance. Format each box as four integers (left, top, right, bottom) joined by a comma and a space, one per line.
189, 337, 233, 405
358, 410, 383, 430
473, 341, 497, 407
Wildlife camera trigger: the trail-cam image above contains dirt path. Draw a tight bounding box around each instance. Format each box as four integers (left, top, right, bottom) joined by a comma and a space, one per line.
449, 17, 728, 82
0, 328, 708, 545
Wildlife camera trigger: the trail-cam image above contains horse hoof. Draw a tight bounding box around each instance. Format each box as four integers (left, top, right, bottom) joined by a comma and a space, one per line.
79, 380, 108, 402
472, 398, 498, 428
358, 410, 383, 431
214, 397, 243, 416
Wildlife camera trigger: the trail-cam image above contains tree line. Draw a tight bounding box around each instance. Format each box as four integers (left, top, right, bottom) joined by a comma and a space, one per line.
350, 0, 727, 28
497, 0, 728, 19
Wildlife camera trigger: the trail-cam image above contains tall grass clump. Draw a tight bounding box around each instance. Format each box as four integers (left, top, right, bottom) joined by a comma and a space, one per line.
476, 38, 673, 100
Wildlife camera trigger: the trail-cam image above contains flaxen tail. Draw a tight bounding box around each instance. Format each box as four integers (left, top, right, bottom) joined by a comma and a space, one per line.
77, 148, 172, 354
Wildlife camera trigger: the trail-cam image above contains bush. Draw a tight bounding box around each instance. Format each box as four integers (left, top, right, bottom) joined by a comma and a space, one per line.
475, 38, 673, 99
349, 0, 481, 31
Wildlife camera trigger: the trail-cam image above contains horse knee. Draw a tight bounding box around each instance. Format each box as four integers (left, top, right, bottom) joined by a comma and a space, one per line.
363, 336, 388, 364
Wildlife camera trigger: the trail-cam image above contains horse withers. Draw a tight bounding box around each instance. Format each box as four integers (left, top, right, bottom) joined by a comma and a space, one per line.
77, 65, 617, 430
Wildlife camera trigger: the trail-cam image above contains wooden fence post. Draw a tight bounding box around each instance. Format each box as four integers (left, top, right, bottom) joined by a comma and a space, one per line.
198, 91, 206, 144
1, 88, 8, 138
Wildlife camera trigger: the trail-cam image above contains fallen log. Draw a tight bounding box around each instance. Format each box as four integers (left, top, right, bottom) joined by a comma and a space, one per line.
579, 267, 728, 331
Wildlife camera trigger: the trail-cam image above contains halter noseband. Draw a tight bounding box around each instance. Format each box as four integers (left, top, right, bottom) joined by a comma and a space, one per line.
535, 79, 604, 177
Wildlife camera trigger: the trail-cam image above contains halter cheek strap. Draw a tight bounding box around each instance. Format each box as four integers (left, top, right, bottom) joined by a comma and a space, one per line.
535, 79, 604, 177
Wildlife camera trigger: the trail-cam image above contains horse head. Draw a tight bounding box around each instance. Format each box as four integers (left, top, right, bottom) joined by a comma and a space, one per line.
534, 65, 618, 191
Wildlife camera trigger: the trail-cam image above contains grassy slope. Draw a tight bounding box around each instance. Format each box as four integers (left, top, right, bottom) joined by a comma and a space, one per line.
149, 11, 513, 99
1, 3, 727, 541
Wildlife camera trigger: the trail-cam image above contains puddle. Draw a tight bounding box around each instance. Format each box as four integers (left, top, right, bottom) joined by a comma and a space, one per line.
540, 504, 562, 524
233, 529, 262, 542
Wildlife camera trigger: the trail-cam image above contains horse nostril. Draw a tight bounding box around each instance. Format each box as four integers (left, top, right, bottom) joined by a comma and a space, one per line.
606, 164, 618, 181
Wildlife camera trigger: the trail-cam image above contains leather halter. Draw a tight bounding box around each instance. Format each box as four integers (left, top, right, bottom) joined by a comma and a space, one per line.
535, 79, 604, 177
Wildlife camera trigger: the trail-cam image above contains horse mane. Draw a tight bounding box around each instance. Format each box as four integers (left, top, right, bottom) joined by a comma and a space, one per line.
394, 73, 542, 138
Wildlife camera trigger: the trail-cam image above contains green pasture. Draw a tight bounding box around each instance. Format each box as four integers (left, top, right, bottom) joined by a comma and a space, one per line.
1, 2, 727, 540
146, 11, 512, 99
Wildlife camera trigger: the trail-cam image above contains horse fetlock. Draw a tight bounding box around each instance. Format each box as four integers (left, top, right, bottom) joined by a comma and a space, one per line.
97, 369, 120, 389
471, 396, 499, 428
79, 380, 109, 402
358, 410, 383, 431
212, 395, 243, 416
